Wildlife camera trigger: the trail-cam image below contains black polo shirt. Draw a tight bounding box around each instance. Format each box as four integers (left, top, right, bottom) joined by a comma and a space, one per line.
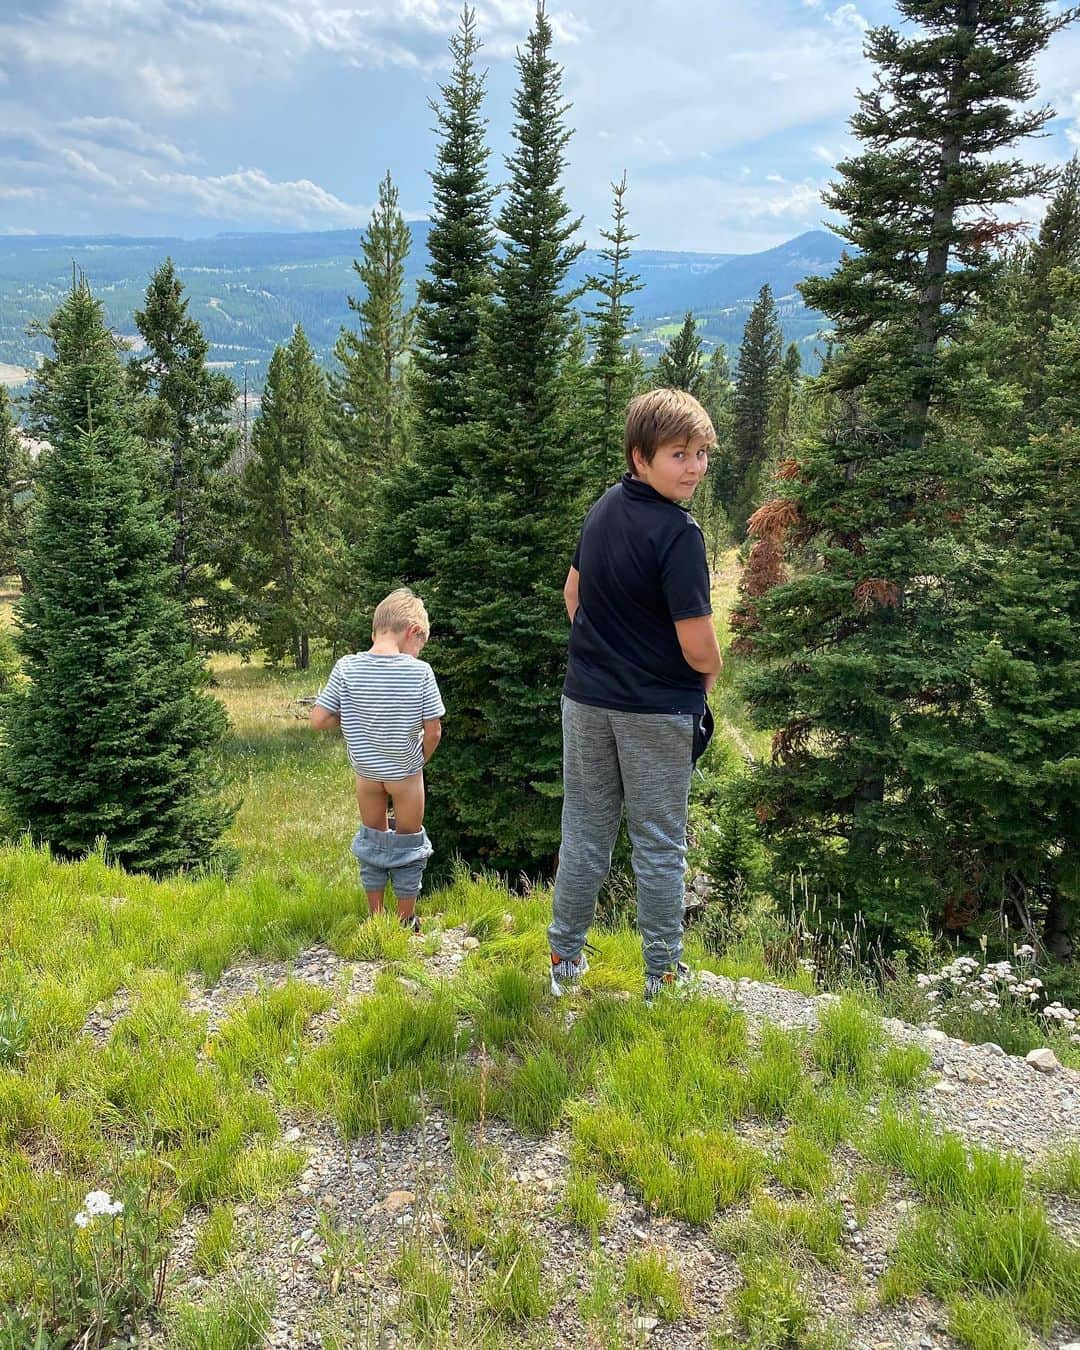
563, 474, 711, 714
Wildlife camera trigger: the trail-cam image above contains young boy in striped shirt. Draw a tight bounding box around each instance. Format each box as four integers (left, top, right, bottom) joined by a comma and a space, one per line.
311, 588, 445, 931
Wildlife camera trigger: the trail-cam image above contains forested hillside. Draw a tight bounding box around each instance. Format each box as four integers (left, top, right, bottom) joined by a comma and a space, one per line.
0, 227, 843, 389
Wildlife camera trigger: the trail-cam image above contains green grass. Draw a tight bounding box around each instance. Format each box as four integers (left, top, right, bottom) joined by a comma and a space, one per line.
623, 1246, 686, 1320
1, 654, 1077, 1345
169, 1278, 274, 1350
194, 1204, 238, 1277
1031, 1142, 1080, 1199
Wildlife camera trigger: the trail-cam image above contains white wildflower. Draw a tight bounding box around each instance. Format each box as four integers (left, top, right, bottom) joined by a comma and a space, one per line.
82, 1190, 123, 1218
74, 1211, 91, 1229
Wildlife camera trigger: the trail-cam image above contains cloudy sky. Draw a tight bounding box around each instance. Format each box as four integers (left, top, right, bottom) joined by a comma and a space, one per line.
1, 0, 1078, 252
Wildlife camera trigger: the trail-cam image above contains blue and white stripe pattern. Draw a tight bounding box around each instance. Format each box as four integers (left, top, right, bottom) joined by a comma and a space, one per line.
315, 653, 445, 781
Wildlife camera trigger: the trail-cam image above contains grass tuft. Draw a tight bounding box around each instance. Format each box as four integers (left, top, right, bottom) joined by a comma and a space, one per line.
169, 1279, 273, 1350
812, 997, 883, 1086
194, 1204, 237, 1276
623, 1246, 685, 1320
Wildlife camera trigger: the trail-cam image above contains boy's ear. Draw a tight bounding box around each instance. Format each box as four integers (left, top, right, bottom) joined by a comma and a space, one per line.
630, 446, 646, 475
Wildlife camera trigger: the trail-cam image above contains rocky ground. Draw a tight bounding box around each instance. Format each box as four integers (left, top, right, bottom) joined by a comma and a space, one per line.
122, 930, 1080, 1349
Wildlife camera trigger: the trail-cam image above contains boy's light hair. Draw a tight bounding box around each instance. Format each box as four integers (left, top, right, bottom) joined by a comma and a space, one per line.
372, 587, 430, 639
624, 387, 716, 473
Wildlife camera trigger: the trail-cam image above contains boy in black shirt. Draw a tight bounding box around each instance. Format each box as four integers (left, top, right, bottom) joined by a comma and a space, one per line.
549, 388, 722, 1000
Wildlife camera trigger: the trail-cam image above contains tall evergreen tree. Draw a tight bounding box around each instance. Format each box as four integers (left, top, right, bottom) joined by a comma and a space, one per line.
0, 386, 32, 585
742, 0, 1075, 937
328, 172, 414, 644
128, 258, 240, 650
330, 172, 414, 484
656, 311, 704, 393
725, 284, 782, 538
769, 343, 803, 451
954, 206, 1080, 956
584, 173, 640, 495
361, 6, 496, 604
427, 0, 585, 869
236, 327, 331, 669
696, 347, 734, 566
0, 282, 231, 871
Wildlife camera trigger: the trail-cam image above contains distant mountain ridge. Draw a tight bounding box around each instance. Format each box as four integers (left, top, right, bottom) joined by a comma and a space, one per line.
0, 226, 844, 388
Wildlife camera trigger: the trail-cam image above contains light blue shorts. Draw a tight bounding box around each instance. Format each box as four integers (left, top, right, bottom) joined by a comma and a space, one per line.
350, 824, 433, 897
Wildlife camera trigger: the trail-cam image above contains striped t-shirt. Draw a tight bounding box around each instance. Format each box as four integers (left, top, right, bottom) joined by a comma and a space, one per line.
315, 652, 445, 781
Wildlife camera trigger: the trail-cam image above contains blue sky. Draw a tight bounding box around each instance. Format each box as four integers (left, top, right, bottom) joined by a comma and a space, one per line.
0, 0, 1077, 252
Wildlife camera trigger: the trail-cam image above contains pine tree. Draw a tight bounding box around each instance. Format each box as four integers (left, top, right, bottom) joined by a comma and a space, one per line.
0, 281, 231, 872
331, 172, 413, 486
128, 258, 240, 650
584, 173, 640, 495
742, 0, 1075, 937
953, 236, 1080, 955
726, 284, 782, 538
0, 386, 32, 585
1019, 155, 1080, 418
696, 347, 734, 566
769, 343, 803, 452
236, 327, 331, 669
427, 0, 585, 869
328, 172, 414, 644
360, 6, 495, 604
656, 311, 704, 393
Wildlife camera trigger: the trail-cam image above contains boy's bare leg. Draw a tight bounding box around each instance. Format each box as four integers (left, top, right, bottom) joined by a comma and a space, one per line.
355, 774, 425, 920
387, 771, 425, 835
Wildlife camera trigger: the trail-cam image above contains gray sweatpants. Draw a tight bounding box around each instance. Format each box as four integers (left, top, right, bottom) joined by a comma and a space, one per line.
547, 696, 694, 976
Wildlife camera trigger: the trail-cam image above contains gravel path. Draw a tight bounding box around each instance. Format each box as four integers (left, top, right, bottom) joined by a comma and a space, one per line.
119, 946, 1080, 1347
697, 970, 1080, 1162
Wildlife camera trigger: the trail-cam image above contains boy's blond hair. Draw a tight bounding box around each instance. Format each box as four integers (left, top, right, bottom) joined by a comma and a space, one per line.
624, 388, 716, 473
372, 587, 430, 639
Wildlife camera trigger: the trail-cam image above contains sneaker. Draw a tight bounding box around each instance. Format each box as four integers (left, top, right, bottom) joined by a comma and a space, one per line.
399, 913, 421, 935
644, 962, 692, 1003
550, 950, 589, 998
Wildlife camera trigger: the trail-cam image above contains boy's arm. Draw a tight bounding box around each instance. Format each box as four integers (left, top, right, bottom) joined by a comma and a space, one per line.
563, 566, 580, 623
674, 616, 723, 691
422, 717, 442, 763
311, 660, 343, 730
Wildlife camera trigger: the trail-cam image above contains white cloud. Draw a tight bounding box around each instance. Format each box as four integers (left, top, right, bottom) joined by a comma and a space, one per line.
0, 0, 587, 100
825, 4, 869, 35
135, 61, 212, 114
62, 116, 198, 166
61, 148, 120, 189
133, 165, 380, 228
0, 186, 39, 200
625, 171, 830, 251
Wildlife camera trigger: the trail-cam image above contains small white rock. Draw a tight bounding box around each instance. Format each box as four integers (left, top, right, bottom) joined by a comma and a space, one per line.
462, 935, 480, 951
982, 1042, 1006, 1056
925, 1029, 949, 1044
283, 1126, 302, 1144
634, 1316, 659, 1332
1026, 1048, 1061, 1074
932, 1080, 958, 1095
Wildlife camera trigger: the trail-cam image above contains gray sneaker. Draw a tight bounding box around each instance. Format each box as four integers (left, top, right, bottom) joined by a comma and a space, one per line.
550, 951, 589, 998
644, 962, 692, 1003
